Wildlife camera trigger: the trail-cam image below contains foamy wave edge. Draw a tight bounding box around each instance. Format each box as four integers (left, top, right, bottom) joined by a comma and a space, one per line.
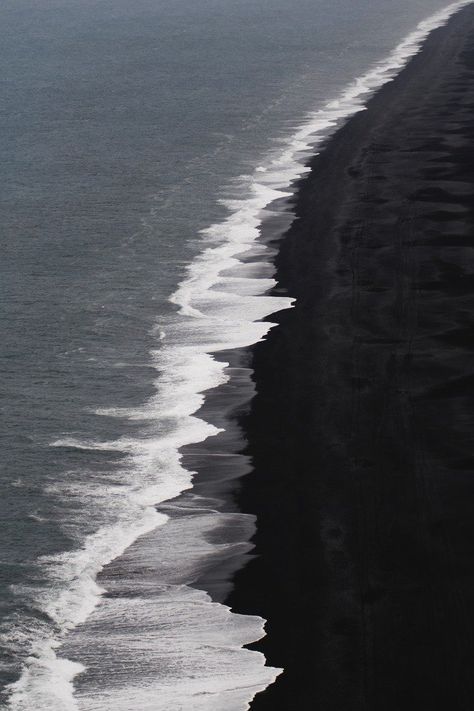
6, 2, 473, 709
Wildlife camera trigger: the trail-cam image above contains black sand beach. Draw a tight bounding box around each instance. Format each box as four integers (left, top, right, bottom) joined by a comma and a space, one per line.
225, 6, 474, 710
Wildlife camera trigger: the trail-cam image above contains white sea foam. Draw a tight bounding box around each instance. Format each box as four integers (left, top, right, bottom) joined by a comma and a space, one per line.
6, 2, 473, 709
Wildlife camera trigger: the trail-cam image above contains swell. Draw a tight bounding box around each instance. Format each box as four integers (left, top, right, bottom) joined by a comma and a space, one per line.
4, 1, 473, 708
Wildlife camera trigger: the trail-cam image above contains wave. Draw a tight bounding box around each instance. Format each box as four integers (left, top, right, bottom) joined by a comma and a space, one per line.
5, 1, 473, 708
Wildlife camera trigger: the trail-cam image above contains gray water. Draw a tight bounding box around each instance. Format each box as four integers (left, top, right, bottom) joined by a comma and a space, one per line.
0, 0, 466, 708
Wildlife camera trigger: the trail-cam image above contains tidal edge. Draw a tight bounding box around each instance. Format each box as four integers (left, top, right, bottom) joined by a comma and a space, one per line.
225, 6, 474, 711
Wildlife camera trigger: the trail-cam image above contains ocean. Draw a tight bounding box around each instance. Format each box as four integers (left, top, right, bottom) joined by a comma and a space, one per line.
0, 0, 471, 708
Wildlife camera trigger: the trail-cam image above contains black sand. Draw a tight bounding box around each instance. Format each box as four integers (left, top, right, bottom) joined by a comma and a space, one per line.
225, 7, 474, 711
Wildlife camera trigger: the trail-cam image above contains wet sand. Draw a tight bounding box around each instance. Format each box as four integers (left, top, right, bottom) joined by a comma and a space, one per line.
225, 7, 474, 710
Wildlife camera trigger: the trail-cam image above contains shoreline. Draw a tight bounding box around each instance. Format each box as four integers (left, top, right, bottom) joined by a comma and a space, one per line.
23, 3, 474, 708
225, 5, 474, 710
6, 2, 474, 709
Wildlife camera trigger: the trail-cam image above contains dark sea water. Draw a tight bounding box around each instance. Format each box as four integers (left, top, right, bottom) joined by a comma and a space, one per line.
0, 0, 470, 708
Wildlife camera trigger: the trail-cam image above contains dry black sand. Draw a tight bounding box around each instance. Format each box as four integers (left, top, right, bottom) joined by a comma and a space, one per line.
225, 6, 474, 711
